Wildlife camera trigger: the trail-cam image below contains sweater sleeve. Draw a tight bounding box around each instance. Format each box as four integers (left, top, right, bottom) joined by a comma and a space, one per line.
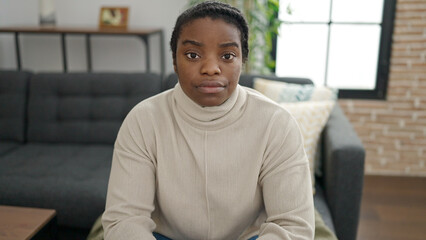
258, 111, 315, 240
102, 106, 157, 240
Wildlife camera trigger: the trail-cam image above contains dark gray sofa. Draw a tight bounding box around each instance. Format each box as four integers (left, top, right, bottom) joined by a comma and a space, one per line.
0, 71, 162, 239
0, 71, 365, 240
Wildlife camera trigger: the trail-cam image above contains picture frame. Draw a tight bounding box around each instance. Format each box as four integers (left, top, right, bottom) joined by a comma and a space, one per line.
99, 7, 129, 30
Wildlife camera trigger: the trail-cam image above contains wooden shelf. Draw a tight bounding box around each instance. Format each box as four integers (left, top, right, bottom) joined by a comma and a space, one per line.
0, 26, 165, 77
0, 26, 162, 35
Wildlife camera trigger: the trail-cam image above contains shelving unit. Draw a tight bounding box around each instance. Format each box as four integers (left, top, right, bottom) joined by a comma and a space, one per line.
0, 26, 165, 78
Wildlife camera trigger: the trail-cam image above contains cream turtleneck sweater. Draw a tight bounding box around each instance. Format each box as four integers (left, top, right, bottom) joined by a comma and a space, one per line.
102, 83, 314, 240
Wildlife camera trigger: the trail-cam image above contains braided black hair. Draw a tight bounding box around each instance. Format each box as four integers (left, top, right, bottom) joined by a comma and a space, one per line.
170, 1, 249, 63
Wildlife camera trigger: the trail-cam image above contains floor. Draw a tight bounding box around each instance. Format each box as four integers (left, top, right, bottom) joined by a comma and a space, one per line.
356, 175, 426, 240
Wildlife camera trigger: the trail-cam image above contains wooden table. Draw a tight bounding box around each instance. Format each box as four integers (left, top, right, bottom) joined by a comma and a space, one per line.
0, 205, 57, 240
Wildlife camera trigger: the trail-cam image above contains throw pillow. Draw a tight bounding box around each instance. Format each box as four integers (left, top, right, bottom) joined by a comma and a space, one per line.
253, 77, 338, 189
254, 78, 338, 102
280, 100, 335, 191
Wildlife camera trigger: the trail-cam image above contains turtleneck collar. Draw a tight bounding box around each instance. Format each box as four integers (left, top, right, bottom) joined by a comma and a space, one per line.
172, 82, 247, 130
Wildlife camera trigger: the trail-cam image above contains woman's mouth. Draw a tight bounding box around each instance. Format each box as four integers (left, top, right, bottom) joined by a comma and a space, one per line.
197, 82, 226, 93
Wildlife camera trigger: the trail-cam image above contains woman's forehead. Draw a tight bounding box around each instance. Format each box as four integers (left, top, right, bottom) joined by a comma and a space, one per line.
178, 17, 241, 44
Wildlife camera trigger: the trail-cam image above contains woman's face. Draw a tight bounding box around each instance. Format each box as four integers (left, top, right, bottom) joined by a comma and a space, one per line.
174, 17, 243, 107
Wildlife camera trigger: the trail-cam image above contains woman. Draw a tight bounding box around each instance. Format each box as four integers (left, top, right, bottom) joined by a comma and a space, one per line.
102, 2, 314, 239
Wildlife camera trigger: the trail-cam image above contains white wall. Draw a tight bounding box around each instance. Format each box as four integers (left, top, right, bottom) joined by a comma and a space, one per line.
0, 0, 188, 74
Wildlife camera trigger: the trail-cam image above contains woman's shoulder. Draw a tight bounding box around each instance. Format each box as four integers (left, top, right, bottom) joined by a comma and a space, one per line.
132, 88, 173, 112
241, 86, 292, 118
124, 88, 174, 124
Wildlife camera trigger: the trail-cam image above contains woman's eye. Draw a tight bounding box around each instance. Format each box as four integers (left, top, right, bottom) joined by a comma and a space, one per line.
222, 53, 235, 60
186, 53, 199, 59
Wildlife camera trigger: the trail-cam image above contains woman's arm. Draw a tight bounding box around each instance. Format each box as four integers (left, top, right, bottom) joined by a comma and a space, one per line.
102, 107, 157, 240
258, 112, 315, 240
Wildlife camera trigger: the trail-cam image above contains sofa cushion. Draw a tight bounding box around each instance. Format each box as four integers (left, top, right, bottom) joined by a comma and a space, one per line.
0, 143, 21, 156
0, 143, 112, 229
314, 184, 336, 233
0, 71, 31, 142
27, 73, 162, 144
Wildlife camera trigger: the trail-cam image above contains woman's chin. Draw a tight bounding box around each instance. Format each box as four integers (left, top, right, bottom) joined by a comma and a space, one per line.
196, 97, 227, 107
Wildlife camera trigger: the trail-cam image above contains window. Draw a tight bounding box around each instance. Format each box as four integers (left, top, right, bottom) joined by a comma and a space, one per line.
275, 0, 397, 99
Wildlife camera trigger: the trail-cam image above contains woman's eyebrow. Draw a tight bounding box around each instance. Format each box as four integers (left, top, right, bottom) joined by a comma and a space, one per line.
219, 42, 239, 48
182, 40, 203, 47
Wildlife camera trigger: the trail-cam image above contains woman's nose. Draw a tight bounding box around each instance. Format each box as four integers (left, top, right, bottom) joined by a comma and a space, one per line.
200, 57, 221, 75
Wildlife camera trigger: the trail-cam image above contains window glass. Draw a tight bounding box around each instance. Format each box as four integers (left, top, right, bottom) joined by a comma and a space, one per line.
279, 0, 331, 22
332, 0, 384, 23
276, 24, 329, 86
276, 0, 391, 98
327, 24, 381, 89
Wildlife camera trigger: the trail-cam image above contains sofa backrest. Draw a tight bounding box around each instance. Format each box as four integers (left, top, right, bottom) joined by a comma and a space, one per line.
27, 73, 162, 144
238, 74, 313, 87
163, 73, 313, 90
0, 71, 31, 142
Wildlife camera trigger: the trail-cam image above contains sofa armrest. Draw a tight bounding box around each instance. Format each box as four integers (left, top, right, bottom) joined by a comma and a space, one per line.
322, 104, 365, 240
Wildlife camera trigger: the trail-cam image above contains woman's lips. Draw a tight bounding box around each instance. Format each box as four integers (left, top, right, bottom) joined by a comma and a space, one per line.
197, 82, 226, 93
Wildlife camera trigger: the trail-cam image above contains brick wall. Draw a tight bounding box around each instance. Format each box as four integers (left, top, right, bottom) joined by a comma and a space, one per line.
338, 0, 426, 176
